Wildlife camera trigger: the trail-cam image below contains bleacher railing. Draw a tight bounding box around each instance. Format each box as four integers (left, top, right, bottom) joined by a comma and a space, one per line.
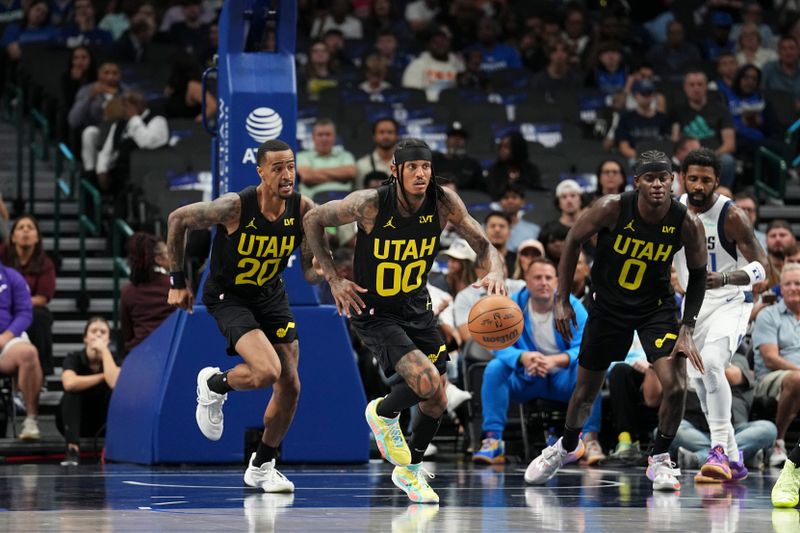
27, 108, 49, 213
53, 143, 78, 264
77, 179, 100, 314
111, 218, 133, 330
754, 146, 788, 201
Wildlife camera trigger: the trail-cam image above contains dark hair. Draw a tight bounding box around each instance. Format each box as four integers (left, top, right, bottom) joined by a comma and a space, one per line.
127, 232, 162, 286
595, 158, 627, 194
364, 170, 390, 187
539, 223, 569, 244
501, 181, 526, 198
7, 215, 45, 274
767, 219, 793, 233
256, 139, 292, 166
484, 210, 511, 226
683, 68, 707, 81
635, 149, 672, 176
733, 191, 758, 214
732, 64, 762, 97
391, 137, 451, 212
66, 45, 97, 83
784, 242, 800, 257
499, 131, 529, 167
22, 0, 48, 29
83, 316, 110, 337
779, 34, 799, 47
525, 256, 557, 276
372, 117, 398, 134
680, 147, 720, 176
674, 135, 698, 155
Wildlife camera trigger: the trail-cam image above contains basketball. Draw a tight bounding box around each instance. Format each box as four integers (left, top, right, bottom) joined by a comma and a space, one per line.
467, 295, 524, 350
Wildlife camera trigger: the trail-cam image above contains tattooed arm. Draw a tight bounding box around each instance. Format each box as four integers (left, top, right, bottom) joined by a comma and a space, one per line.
441, 187, 506, 296
165, 193, 241, 311
303, 189, 379, 316
299, 195, 324, 285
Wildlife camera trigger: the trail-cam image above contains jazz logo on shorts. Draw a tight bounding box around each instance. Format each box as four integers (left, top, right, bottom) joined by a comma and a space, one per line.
276, 322, 295, 338
654, 332, 678, 348
428, 345, 446, 363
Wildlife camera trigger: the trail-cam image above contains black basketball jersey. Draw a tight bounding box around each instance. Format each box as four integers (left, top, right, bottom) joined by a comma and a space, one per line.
208, 186, 303, 298
591, 190, 687, 309
353, 183, 442, 312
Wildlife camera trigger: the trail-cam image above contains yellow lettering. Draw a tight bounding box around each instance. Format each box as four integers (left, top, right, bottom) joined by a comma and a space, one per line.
374, 239, 389, 259
638, 242, 654, 261
613, 234, 630, 255
654, 244, 672, 262
400, 240, 418, 261
284, 217, 294, 226
419, 237, 436, 258
254, 235, 268, 256
391, 240, 404, 261
263, 237, 278, 257
279, 236, 295, 257
629, 238, 645, 257
237, 234, 255, 256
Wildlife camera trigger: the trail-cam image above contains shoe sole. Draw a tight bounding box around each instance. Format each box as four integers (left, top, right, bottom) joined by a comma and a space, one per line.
19, 434, 40, 441
391, 472, 438, 504
694, 473, 722, 484
196, 368, 223, 441
365, 402, 410, 467
472, 455, 505, 464
653, 481, 681, 491
700, 464, 732, 481
772, 498, 799, 508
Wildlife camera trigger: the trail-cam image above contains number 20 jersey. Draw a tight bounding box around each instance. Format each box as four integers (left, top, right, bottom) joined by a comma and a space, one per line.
354, 182, 441, 314
208, 185, 302, 298
591, 191, 687, 310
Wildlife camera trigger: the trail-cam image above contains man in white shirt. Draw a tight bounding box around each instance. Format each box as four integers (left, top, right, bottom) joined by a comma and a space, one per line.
402, 30, 464, 102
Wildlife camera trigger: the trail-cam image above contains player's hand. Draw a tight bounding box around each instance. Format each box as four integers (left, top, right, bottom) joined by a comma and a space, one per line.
632, 359, 651, 374
168, 288, 195, 314
312, 255, 325, 278
669, 326, 704, 374
434, 295, 452, 316
554, 298, 577, 342
473, 271, 507, 296
329, 277, 367, 318
706, 271, 725, 289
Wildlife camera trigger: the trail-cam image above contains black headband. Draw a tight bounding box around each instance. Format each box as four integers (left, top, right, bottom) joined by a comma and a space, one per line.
394, 147, 432, 165
635, 160, 672, 176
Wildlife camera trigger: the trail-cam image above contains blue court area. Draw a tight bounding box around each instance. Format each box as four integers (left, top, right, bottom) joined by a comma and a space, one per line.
0, 461, 791, 532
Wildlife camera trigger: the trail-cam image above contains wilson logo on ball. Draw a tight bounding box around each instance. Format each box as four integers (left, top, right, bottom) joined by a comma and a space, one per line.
245, 107, 283, 143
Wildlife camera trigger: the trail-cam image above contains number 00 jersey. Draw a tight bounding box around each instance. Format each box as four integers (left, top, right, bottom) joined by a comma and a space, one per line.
353, 183, 441, 313
591, 191, 687, 310
207, 186, 303, 298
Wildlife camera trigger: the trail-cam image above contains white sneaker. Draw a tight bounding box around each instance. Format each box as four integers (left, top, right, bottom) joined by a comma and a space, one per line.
524, 438, 584, 485
19, 417, 40, 441
244, 454, 295, 493
196, 367, 226, 441
445, 382, 472, 415
771, 439, 789, 468
647, 452, 682, 491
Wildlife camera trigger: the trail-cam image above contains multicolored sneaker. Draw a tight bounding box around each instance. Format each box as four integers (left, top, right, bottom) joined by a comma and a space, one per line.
392, 464, 439, 504
727, 451, 749, 483
473, 438, 505, 464
772, 439, 789, 468
524, 437, 585, 485
365, 397, 411, 466
699, 445, 732, 481
773, 460, 800, 508
583, 439, 606, 466
647, 453, 682, 491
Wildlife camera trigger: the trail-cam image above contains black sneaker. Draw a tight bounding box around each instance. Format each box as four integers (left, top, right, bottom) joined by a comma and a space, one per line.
60, 447, 80, 466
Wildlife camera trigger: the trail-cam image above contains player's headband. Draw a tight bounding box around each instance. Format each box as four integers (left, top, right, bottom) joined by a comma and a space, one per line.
393, 147, 433, 165
634, 160, 672, 176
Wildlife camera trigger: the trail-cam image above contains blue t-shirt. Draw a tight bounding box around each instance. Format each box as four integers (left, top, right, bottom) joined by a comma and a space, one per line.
470, 43, 522, 72
727, 91, 766, 141
0, 23, 60, 47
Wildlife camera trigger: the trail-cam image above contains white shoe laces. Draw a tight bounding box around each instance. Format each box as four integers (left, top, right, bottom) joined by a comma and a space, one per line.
197, 389, 226, 423
413, 466, 434, 488
653, 457, 681, 477
387, 422, 405, 448
540, 443, 564, 467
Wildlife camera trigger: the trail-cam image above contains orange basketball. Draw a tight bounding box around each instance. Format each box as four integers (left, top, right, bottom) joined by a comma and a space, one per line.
467, 295, 524, 350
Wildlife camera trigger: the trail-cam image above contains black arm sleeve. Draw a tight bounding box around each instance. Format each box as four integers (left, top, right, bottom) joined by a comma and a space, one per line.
682, 266, 707, 327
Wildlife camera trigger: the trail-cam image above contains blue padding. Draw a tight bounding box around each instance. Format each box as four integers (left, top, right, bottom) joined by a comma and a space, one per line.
106, 306, 369, 464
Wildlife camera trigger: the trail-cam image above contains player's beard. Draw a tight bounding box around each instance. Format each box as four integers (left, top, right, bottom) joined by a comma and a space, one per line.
688, 191, 708, 207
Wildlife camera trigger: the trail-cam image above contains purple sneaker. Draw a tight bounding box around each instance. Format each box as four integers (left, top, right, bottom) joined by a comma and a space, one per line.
700, 445, 732, 481
727, 451, 748, 483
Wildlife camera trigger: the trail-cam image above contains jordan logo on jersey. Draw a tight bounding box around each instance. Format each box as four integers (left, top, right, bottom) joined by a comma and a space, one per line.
383, 216, 396, 229
245, 218, 257, 230
623, 220, 635, 232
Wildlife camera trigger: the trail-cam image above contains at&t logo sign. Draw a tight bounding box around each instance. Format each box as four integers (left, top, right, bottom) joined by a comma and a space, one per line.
242, 107, 283, 164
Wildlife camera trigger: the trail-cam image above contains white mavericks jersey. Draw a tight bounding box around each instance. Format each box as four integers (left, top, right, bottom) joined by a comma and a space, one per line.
674, 193, 750, 302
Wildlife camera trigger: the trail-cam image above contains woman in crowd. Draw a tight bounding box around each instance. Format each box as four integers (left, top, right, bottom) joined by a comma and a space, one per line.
486, 132, 541, 199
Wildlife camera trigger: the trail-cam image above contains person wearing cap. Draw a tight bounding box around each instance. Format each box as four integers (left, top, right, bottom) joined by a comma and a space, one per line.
616, 78, 671, 161
539, 180, 585, 259
432, 122, 483, 191
511, 239, 545, 280
401, 29, 464, 102
498, 182, 541, 254
356, 117, 398, 190
702, 11, 736, 61
442, 238, 478, 298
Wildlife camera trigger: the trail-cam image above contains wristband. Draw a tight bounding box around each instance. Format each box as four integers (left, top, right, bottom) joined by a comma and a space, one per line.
743, 261, 766, 284
170, 271, 187, 289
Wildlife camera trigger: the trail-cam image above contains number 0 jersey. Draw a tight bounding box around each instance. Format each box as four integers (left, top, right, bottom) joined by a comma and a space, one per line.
353, 182, 442, 314
591, 191, 687, 310
207, 186, 303, 298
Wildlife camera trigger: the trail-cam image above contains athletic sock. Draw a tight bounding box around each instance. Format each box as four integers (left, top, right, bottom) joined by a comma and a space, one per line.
788, 443, 800, 466
207, 370, 233, 394
253, 441, 277, 467
652, 431, 675, 456
376, 384, 421, 418
708, 419, 730, 455
562, 425, 582, 452
409, 408, 442, 464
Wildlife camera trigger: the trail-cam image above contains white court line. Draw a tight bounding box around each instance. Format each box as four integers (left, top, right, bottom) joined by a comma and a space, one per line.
150, 496, 185, 499
151, 501, 189, 506
125, 480, 622, 490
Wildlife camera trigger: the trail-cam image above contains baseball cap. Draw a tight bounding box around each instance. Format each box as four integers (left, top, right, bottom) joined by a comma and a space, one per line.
447, 121, 469, 138
555, 179, 582, 197
517, 239, 545, 257
632, 78, 656, 95
443, 238, 477, 262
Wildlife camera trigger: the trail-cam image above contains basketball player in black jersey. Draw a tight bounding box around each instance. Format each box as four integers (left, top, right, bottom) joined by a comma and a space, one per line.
166, 139, 322, 493
304, 138, 506, 503
525, 150, 708, 492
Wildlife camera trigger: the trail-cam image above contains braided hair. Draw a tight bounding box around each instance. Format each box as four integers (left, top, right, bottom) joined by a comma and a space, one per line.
390, 137, 451, 213
127, 232, 161, 286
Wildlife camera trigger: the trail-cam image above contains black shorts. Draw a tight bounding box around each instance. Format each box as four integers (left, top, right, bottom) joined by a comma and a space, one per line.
203, 279, 297, 355
578, 296, 680, 371
350, 309, 447, 377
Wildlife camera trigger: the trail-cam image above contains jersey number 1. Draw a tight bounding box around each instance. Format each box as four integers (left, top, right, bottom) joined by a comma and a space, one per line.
618, 258, 647, 290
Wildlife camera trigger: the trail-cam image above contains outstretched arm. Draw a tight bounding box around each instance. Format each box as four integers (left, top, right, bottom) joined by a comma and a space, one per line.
299, 195, 324, 284
441, 188, 505, 295
707, 204, 770, 288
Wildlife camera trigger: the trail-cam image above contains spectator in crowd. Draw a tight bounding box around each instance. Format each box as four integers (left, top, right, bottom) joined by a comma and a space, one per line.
731, 1, 775, 49
736, 22, 778, 69
539, 220, 569, 266
1, 215, 55, 376
372, 30, 410, 86
592, 159, 627, 203
61, 45, 96, 128
457, 49, 491, 91
728, 65, 783, 159
442, 238, 478, 298
0, 259, 42, 440
469, 16, 522, 72
402, 30, 464, 102
615, 79, 671, 162
531, 38, 582, 94
297, 118, 357, 199
63, 0, 113, 48
511, 238, 545, 280
561, 4, 591, 66
571, 251, 592, 306
92, 91, 170, 194
321, 28, 356, 70
761, 35, 800, 105
484, 211, 516, 271
160, 0, 215, 32
163, 52, 216, 121
486, 131, 541, 199
98, 0, 134, 40
311, 0, 363, 40
58, 316, 121, 466
784, 244, 800, 265
301, 40, 340, 100
49, 0, 73, 27
752, 263, 800, 466
113, 12, 156, 63
766, 219, 798, 274
498, 182, 540, 252
586, 40, 627, 99
365, 0, 409, 46
673, 353, 777, 473
606, 335, 661, 465
671, 136, 703, 197
708, 52, 739, 99
167, 0, 209, 55
432, 122, 484, 191
702, 11, 736, 61
646, 20, 702, 83
622, 63, 667, 113
355, 117, 396, 190
358, 54, 392, 96
404, 0, 439, 33
0, 0, 59, 61
120, 233, 172, 355
541, 179, 584, 241
473, 258, 604, 465
670, 69, 737, 187
733, 191, 768, 250
363, 170, 389, 190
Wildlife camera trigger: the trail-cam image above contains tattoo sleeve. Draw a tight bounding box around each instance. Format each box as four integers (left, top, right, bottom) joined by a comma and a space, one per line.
166, 193, 240, 272
443, 189, 502, 276
300, 196, 323, 284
